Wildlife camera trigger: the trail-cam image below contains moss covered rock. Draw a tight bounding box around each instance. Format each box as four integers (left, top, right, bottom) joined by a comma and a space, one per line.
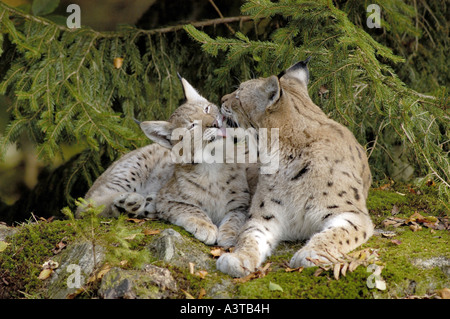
0, 182, 448, 299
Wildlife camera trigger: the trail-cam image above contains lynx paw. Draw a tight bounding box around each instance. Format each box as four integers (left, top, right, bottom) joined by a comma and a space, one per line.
217, 232, 237, 248
112, 193, 145, 217
290, 248, 336, 268
216, 253, 253, 278
183, 219, 218, 245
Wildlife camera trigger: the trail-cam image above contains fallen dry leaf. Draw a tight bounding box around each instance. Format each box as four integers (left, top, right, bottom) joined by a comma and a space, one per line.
38, 268, 53, 280
198, 288, 206, 299
210, 247, 225, 258
409, 223, 422, 232
126, 218, 144, 224
391, 205, 400, 215
313, 267, 325, 277
233, 263, 271, 283
189, 262, 195, 275
196, 270, 208, 279
181, 289, 195, 299
285, 266, 304, 273
341, 262, 348, 277
142, 229, 160, 236
381, 232, 397, 238
333, 263, 341, 280
390, 239, 402, 245
52, 239, 67, 254
87, 263, 111, 284
124, 233, 137, 240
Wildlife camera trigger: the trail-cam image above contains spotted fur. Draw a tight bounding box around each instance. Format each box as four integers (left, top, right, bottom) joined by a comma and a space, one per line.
78, 77, 250, 246
217, 59, 374, 277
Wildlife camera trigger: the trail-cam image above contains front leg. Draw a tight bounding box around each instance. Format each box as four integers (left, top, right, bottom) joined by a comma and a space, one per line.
217, 216, 281, 277
290, 212, 374, 267
217, 210, 247, 248
157, 200, 218, 245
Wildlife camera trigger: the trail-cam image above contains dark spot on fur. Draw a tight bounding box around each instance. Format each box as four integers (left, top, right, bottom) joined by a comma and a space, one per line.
322, 213, 333, 221
346, 200, 353, 205
355, 237, 359, 243
263, 215, 274, 221
346, 219, 359, 231
327, 205, 339, 209
363, 231, 367, 239
227, 199, 235, 206
356, 146, 362, 159
346, 239, 350, 245
291, 162, 310, 181
351, 186, 360, 201
339, 241, 343, 245
338, 190, 347, 197
327, 181, 333, 187
323, 192, 328, 196
115, 205, 126, 214
260, 201, 265, 208
271, 198, 282, 205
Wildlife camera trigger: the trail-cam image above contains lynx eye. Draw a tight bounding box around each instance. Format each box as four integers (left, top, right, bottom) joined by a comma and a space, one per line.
204, 105, 211, 114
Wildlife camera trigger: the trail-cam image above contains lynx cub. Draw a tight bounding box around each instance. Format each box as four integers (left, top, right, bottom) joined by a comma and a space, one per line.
78, 76, 250, 246
217, 59, 374, 277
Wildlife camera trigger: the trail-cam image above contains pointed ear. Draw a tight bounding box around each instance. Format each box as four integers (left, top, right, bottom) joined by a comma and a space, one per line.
139, 121, 174, 149
177, 73, 208, 103
260, 75, 281, 111
279, 57, 311, 86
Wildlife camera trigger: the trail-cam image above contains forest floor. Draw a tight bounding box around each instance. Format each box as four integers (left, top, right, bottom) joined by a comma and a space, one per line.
0, 181, 449, 299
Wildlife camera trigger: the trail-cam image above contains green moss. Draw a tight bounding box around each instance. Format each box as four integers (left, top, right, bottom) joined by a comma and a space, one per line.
236, 267, 372, 299
367, 182, 449, 226
2, 182, 447, 299
366, 227, 449, 298
0, 220, 77, 298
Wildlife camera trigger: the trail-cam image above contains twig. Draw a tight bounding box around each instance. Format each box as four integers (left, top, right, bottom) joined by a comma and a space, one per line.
208, 0, 236, 34
0, 2, 252, 37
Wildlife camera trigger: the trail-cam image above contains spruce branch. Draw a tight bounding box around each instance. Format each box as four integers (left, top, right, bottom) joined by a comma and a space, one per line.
0, 2, 252, 37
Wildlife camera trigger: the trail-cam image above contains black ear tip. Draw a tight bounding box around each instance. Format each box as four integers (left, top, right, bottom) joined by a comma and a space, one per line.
133, 118, 141, 126
304, 56, 312, 64
176, 72, 183, 82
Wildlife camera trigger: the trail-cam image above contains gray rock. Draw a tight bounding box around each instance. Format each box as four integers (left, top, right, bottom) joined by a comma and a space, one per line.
0, 224, 18, 241
411, 256, 450, 278
46, 241, 105, 298
149, 228, 214, 270
98, 265, 178, 299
